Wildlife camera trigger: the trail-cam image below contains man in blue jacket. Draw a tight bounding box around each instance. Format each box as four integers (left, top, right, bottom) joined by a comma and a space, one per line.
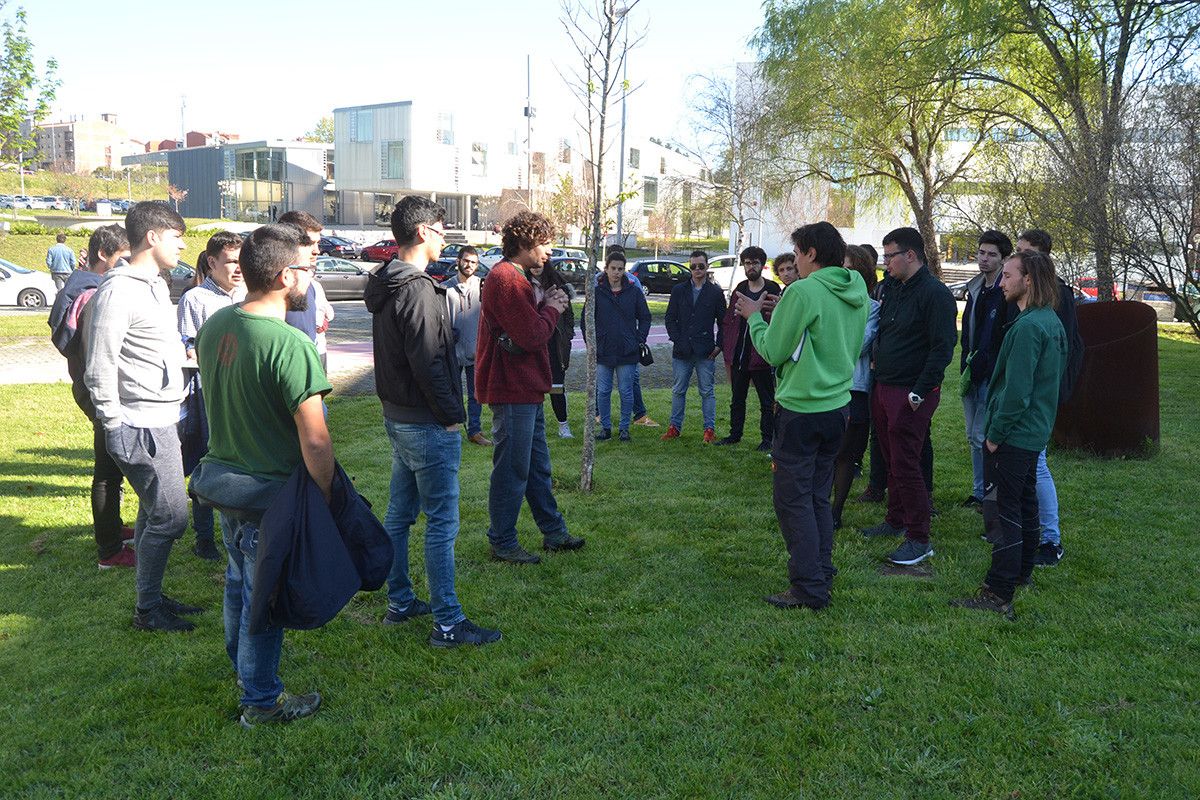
46, 232, 77, 290
662, 250, 727, 443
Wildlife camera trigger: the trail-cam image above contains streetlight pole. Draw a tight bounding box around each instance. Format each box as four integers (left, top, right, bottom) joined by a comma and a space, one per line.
616, 56, 627, 246
525, 55, 535, 212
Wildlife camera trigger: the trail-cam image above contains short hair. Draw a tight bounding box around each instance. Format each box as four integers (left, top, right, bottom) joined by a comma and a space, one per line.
205, 230, 242, 260
773, 252, 796, 266
844, 244, 878, 292
457, 245, 478, 260
791, 221, 846, 267
56, 232, 67, 243
501, 211, 554, 258
740, 245, 767, 264
605, 251, 627, 266
239, 223, 306, 294
195, 252, 209, 278
87, 224, 129, 266
125, 201, 185, 248
1007, 250, 1060, 310
277, 210, 321, 234
1018, 228, 1053, 254
689, 250, 709, 263
979, 229, 1013, 259
858, 243, 878, 264
882, 227, 926, 263
392, 196, 447, 246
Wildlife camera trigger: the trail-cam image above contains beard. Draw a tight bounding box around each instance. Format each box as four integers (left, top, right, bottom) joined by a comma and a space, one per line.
287, 286, 309, 312
745, 268, 762, 282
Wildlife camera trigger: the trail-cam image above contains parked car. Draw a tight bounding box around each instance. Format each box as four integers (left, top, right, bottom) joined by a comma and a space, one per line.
628, 258, 690, 296
424, 257, 458, 284
318, 235, 361, 259
361, 239, 398, 263
314, 256, 373, 300
439, 244, 473, 260
167, 261, 196, 303
705, 254, 744, 293
947, 278, 970, 300
12, 195, 34, 209
479, 245, 505, 268
0, 195, 13, 209
0, 257, 57, 308
551, 247, 587, 260
547, 257, 595, 293
41, 196, 65, 211
1077, 276, 1119, 299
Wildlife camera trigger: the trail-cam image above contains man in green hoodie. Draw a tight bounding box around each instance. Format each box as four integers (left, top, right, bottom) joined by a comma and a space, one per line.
952, 249, 1066, 619
735, 221, 868, 610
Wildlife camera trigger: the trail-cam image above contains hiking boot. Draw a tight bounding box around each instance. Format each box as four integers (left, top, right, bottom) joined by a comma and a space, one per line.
1034, 542, 1063, 567
596, 428, 612, 441
763, 589, 827, 611
660, 425, 681, 441
703, 428, 716, 443
632, 414, 659, 427
950, 586, 1015, 620
887, 540, 934, 566
714, 436, 740, 446
193, 538, 222, 561
543, 532, 586, 552
490, 544, 541, 564
161, 595, 204, 615
619, 430, 631, 442
132, 605, 195, 633
856, 487, 885, 503
98, 545, 136, 570
860, 521, 906, 538
558, 421, 574, 439
468, 432, 493, 446
238, 691, 322, 728
429, 618, 502, 648
756, 440, 772, 453
384, 598, 432, 625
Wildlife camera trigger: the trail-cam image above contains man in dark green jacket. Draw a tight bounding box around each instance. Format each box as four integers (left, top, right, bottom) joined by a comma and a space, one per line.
952, 249, 1066, 619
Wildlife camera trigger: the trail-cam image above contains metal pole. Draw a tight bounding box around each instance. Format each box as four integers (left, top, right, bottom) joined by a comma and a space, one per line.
616, 57, 627, 245
526, 55, 534, 211
126, 168, 132, 201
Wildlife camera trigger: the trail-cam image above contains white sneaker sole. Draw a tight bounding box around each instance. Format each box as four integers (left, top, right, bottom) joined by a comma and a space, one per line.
889, 547, 934, 566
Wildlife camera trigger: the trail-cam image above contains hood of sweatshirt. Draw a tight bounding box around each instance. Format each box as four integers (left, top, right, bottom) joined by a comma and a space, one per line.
364, 260, 433, 313
808, 266, 868, 309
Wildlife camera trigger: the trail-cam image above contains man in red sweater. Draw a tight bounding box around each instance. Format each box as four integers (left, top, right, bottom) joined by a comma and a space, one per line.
476, 212, 584, 564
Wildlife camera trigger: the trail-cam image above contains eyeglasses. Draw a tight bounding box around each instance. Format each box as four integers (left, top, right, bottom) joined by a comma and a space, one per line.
424, 223, 447, 240
286, 264, 316, 273
881, 251, 906, 262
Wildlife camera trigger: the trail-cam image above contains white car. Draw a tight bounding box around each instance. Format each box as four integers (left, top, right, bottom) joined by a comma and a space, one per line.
706, 254, 744, 295
0, 258, 58, 308
479, 245, 505, 268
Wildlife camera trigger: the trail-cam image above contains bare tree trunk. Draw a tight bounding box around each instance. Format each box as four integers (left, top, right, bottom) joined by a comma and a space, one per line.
915, 202, 942, 279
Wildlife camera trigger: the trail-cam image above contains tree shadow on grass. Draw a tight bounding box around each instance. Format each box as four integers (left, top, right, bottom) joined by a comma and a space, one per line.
0, 460, 93, 479
13, 446, 93, 464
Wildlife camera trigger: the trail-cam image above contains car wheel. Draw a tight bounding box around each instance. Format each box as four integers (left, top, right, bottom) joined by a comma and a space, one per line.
17, 288, 46, 308
642, 284, 650, 297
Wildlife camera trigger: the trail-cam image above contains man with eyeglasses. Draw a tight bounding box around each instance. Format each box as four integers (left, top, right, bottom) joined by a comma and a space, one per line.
662, 250, 727, 443
279, 210, 334, 370
861, 227, 956, 567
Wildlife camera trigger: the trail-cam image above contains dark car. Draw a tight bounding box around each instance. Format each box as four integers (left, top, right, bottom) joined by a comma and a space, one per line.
167, 261, 196, 303
425, 257, 458, 284
314, 256, 373, 300
439, 244, 471, 260
319, 236, 361, 259
547, 257, 594, 293
361, 239, 398, 263
947, 278, 970, 301
629, 258, 690, 296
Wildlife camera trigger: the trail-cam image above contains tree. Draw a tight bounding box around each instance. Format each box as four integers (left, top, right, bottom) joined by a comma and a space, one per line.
546, 173, 591, 243
46, 169, 90, 214
167, 184, 188, 213
0, 5, 58, 171
559, 0, 644, 492
302, 116, 334, 143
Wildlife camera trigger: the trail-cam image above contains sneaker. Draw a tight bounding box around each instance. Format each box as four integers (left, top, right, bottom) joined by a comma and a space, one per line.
632, 414, 659, 428
238, 691, 322, 728
887, 539, 934, 566
660, 425, 681, 441
384, 598, 432, 625
429, 618, 502, 648
960, 495, 983, 510
160, 595, 205, 616
132, 605, 195, 633
703, 428, 716, 444
856, 487, 885, 503
596, 428, 612, 441
192, 538, 222, 561
756, 440, 772, 453
1034, 542, 1063, 567
558, 421, 574, 439
714, 436, 740, 446
468, 432, 493, 446
763, 589, 827, 611
490, 544, 541, 564
120, 526, 135, 545
618, 430, 631, 442
950, 586, 1015, 620
860, 521, 906, 538
543, 532, 586, 552
98, 545, 136, 570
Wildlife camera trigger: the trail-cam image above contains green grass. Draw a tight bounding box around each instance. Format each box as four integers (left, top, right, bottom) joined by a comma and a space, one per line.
0, 233, 211, 273
0, 314, 51, 340
0, 337, 1198, 797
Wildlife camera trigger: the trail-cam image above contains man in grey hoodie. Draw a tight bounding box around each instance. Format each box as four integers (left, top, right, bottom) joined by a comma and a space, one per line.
82, 202, 201, 633
443, 245, 489, 445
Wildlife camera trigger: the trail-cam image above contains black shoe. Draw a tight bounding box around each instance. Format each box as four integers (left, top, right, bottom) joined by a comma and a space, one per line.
596, 428, 612, 441
856, 487, 885, 503
239, 691, 322, 728
756, 440, 772, 453
960, 495, 983, 510
160, 595, 204, 615
950, 586, 1015, 620
543, 532, 586, 552
714, 436, 740, 446
860, 521, 906, 538
490, 544, 541, 564
384, 598, 432, 625
192, 538, 222, 561
429, 618, 502, 648
619, 430, 631, 442
133, 605, 195, 632
763, 589, 827, 611
1034, 542, 1063, 567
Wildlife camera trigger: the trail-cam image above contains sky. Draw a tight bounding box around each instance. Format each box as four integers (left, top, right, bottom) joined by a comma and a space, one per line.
23, 0, 766, 148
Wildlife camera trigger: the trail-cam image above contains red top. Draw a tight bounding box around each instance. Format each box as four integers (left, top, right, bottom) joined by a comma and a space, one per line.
474, 260, 562, 405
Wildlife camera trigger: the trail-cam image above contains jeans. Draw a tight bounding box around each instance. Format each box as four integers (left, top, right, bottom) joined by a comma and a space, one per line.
982, 444, 1040, 602
872, 383, 940, 542
962, 379, 989, 500
487, 403, 568, 550
190, 490, 215, 545
597, 363, 636, 433
632, 365, 647, 419
1036, 449, 1061, 545
221, 513, 285, 709
91, 419, 125, 560
52, 272, 69, 291
382, 420, 465, 627
670, 357, 716, 431
772, 406, 847, 606
460, 364, 482, 437
728, 367, 775, 443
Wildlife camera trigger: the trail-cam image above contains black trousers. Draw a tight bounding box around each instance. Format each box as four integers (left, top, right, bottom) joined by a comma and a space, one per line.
728, 367, 775, 443
772, 405, 847, 606
831, 392, 871, 525
982, 443, 1040, 602
91, 419, 126, 559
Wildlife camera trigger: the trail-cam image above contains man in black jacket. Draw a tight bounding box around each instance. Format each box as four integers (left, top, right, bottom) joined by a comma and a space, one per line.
364, 196, 500, 648
862, 228, 957, 566
662, 250, 727, 442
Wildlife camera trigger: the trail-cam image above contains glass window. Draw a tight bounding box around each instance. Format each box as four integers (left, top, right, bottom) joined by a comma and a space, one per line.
629, 148, 640, 169
471, 142, 487, 177
436, 113, 454, 146
382, 140, 405, 179
660, 157, 666, 175
643, 177, 657, 208
350, 109, 374, 142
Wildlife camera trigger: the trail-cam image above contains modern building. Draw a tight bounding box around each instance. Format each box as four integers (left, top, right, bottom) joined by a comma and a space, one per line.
28, 114, 144, 174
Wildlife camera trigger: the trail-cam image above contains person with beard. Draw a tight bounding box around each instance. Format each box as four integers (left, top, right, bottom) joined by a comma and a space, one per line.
716, 246, 781, 450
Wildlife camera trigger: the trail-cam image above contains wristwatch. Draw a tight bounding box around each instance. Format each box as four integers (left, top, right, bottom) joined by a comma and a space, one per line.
908, 392, 924, 406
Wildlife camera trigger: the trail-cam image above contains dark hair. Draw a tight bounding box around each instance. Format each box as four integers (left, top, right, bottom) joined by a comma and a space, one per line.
773, 252, 795, 266
390, 196, 446, 246
979, 229, 1013, 259
56, 232, 67, 243
457, 245, 477, 260
689, 250, 709, 262
195, 252, 210, 278
277, 210, 321, 233
126, 201, 185, 248
501, 211, 554, 258
791, 221, 846, 267
87, 224, 129, 266
240, 223, 306, 293
740, 245, 767, 264
608, 244, 626, 256
882, 227, 926, 263
605, 251, 627, 267
858, 243, 878, 264
1007, 250, 1059, 310
844, 244, 878, 292
1018, 228, 1052, 254
537, 260, 569, 291
205, 230, 242, 260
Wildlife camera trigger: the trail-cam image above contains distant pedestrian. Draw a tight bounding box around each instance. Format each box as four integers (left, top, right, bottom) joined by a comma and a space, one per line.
444, 246, 490, 445
662, 250, 726, 443
581, 251, 650, 441
47, 233, 76, 290
716, 246, 780, 451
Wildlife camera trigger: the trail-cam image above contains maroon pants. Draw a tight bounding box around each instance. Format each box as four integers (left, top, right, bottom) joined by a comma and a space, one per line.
872, 383, 940, 542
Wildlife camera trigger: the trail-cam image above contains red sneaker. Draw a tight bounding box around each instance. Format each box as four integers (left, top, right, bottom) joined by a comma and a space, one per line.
660, 425, 681, 441
703, 428, 716, 443
98, 545, 136, 570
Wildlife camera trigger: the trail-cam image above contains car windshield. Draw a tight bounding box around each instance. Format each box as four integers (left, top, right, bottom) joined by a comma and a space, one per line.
0, 257, 32, 273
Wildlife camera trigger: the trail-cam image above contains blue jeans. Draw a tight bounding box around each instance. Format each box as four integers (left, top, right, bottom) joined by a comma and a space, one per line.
382, 420, 465, 627
961, 379, 989, 500
632, 365, 647, 418
597, 363, 636, 433
460, 365, 482, 437
221, 513, 285, 709
670, 357, 716, 431
487, 403, 568, 550
1036, 448, 1061, 545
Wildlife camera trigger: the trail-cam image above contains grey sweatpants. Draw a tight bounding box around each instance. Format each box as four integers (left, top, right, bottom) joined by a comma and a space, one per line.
105, 424, 188, 611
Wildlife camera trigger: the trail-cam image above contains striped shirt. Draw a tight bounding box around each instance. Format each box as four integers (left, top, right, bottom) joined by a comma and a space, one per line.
178, 277, 246, 346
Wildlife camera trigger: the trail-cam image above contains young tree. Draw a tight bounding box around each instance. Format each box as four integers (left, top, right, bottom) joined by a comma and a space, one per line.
0, 5, 58, 170
167, 184, 188, 213
302, 116, 334, 143
546, 173, 591, 244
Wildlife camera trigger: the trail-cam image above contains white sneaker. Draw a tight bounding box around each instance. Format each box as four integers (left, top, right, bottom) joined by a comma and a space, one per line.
558, 422, 574, 438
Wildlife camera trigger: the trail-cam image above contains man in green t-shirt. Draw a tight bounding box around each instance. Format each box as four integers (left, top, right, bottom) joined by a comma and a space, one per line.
196, 223, 333, 728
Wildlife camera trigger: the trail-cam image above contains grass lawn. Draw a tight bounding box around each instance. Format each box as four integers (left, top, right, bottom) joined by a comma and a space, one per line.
0, 336, 1197, 797
0, 233, 211, 274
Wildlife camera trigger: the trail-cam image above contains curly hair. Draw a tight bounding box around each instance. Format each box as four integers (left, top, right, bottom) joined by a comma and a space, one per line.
501, 211, 555, 258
